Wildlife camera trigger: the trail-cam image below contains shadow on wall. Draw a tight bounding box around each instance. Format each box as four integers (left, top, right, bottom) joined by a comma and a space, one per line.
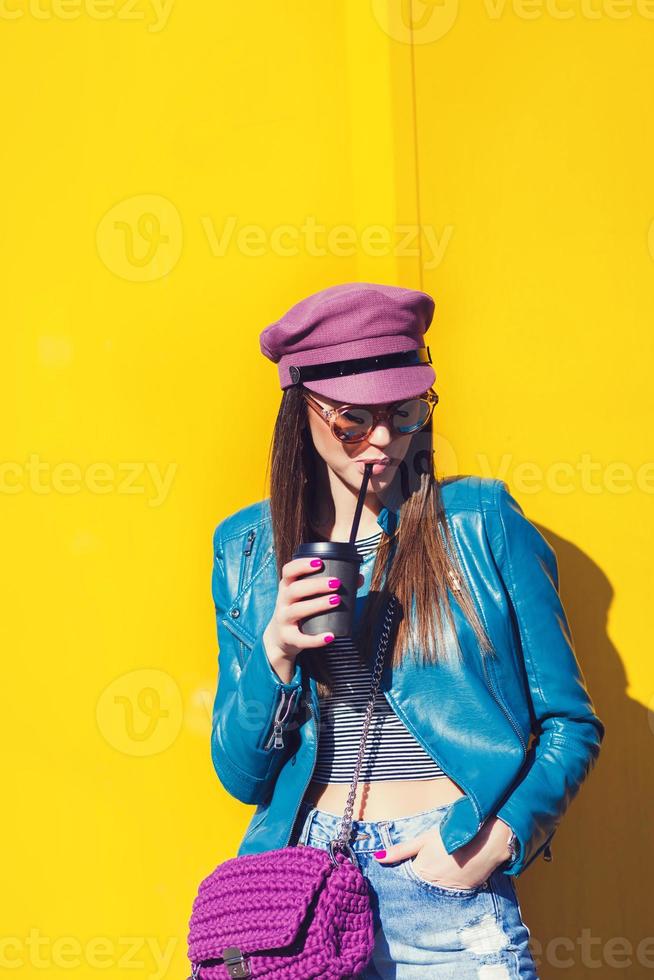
519, 523, 650, 980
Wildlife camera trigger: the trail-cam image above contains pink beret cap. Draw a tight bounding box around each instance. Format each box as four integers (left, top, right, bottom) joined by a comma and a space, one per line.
259, 282, 436, 404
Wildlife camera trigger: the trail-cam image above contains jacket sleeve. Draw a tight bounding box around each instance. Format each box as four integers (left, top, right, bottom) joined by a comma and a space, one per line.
484, 480, 605, 874
209, 521, 303, 805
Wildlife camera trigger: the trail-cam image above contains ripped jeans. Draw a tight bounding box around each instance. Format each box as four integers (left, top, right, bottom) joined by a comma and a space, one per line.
290, 798, 540, 979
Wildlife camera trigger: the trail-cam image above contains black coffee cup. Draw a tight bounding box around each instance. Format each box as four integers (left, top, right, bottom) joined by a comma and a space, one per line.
292, 540, 363, 637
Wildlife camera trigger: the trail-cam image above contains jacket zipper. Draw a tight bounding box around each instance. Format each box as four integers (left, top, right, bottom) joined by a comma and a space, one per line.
262, 686, 300, 750
522, 828, 555, 870
282, 695, 318, 847
445, 526, 528, 758
236, 528, 256, 595
480, 654, 528, 756
477, 641, 556, 863
381, 689, 486, 832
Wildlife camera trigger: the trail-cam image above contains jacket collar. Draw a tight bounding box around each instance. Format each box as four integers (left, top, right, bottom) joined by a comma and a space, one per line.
261, 500, 399, 536
376, 503, 400, 536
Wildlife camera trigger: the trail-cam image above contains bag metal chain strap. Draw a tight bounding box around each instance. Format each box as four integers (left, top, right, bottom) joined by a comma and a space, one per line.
328, 592, 399, 866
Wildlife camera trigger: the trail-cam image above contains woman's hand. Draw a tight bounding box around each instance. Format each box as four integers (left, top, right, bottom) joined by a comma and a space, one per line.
263, 556, 364, 670
373, 816, 514, 889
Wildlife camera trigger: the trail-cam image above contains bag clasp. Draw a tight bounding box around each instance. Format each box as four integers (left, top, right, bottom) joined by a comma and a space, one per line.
223, 946, 251, 978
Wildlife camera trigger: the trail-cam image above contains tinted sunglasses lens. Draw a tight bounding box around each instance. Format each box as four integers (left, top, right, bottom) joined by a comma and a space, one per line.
391, 398, 431, 433
333, 407, 374, 442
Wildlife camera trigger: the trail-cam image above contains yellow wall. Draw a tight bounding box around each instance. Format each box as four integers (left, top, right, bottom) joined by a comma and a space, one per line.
2, 2, 650, 977
395, 6, 653, 973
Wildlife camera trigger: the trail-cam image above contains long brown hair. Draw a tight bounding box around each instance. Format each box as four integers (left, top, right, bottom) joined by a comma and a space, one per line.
265, 385, 493, 697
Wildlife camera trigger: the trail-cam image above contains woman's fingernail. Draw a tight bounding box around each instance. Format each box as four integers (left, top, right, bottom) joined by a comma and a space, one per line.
310, 559, 323, 568
373, 850, 386, 859
323, 633, 334, 644
328, 595, 340, 605
328, 577, 341, 588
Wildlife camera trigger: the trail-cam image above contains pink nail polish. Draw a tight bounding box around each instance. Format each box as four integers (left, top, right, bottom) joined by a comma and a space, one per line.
310, 559, 322, 568
328, 595, 340, 605
323, 633, 334, 644
373, 849, 386, 859
328, 577, 341, 588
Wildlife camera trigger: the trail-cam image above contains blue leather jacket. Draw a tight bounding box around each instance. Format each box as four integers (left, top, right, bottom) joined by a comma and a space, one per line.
209, 476, 604, 877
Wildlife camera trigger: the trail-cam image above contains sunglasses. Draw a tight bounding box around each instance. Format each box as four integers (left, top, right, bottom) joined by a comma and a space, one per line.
303, 388, 439, 444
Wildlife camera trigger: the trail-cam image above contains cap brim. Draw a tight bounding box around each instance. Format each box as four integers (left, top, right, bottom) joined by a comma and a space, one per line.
302, 364, 435, 405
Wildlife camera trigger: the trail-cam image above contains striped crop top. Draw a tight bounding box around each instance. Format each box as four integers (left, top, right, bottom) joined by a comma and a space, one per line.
312, 529, 447, 783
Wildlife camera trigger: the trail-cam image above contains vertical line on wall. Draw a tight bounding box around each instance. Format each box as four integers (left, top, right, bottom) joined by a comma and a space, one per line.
408, 2, 424, 289
344, 2, 399, 285
385, 0, 424, 287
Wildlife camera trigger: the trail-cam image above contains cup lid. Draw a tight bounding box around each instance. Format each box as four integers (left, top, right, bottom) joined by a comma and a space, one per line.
292, 541, 363, 562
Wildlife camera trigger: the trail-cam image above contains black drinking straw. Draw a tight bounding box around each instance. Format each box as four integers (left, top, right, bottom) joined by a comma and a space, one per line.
349, 462, 374, 544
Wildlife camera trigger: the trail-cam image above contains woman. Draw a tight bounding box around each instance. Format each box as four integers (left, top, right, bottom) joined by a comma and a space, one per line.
209, 282, 604, 979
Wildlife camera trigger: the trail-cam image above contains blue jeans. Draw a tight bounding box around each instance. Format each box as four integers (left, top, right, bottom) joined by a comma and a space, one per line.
291, 799, 539, 979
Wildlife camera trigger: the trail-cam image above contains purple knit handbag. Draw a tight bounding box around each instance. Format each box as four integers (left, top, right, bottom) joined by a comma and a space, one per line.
187, 594, 399, 979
